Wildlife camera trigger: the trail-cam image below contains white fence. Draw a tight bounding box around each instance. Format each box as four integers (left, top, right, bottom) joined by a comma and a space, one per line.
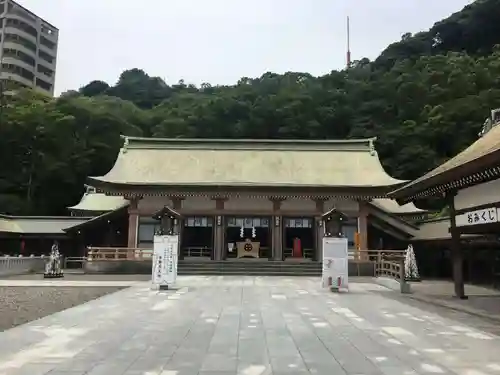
0, 255, 46, 276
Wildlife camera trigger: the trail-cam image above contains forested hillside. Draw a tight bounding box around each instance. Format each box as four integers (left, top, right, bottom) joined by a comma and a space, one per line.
1, 0, 500, 216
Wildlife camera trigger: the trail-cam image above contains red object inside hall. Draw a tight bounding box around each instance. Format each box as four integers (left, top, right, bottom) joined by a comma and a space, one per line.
293, 237, 302, 258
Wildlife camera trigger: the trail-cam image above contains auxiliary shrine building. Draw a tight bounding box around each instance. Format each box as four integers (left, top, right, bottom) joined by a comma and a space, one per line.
78, 136, 421, 261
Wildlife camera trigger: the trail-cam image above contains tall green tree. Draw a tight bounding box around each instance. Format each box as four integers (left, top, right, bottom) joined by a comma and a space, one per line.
1, 0, 500, 215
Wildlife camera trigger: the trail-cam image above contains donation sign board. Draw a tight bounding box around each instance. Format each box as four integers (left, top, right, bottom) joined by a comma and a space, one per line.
152, 235, 179, 289
322, 237, 349, 292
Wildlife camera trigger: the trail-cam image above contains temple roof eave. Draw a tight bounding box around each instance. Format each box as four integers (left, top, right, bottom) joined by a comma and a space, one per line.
67, 192, 129, 212
89, 136, 407, 190
389, 123, 500, 202
370, 198, 426, 214
87, 177, 407, 199
87, 177, 407, 190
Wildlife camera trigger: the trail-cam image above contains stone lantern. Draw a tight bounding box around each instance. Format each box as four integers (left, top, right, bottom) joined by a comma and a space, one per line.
321, 208, 348, 238
153, 206, 182, 235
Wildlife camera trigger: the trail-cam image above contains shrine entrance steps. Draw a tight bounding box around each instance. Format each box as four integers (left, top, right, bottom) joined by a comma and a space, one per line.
178, 259, 322, 276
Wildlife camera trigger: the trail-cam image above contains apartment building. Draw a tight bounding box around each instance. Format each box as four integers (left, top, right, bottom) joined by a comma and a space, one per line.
0, 0, 58, 96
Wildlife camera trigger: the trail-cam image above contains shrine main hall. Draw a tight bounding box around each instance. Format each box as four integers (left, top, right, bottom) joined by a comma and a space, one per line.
77, 136, 421, 261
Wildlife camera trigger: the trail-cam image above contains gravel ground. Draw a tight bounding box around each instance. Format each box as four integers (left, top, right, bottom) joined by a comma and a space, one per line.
0, 286, 124, 332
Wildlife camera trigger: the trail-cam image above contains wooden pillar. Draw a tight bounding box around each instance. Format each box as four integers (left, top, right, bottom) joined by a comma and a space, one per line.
214, 215, 225, 260
313, 199, 325, 262
127, 198, 140, 248
315, 217, 324, 261
272, 215, 284, 261
270, 198, 283, 261
171, 197, 184, 260
447, 192, 467, 299
213, 198, 226, 261
357, 201, 369, 259
105, 220, 115, 246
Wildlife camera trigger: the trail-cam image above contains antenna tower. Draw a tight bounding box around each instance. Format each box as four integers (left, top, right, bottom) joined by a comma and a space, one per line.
346, 16, 351, 68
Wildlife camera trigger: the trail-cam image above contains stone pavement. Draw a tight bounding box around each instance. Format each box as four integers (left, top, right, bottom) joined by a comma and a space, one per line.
1, 276, 500, 375
407, 280, 500, 323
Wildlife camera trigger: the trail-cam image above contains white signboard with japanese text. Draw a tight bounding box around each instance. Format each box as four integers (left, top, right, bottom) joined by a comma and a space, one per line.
322, 237, 349, 292
455, 207, 500, 227
152, 235, 179, 289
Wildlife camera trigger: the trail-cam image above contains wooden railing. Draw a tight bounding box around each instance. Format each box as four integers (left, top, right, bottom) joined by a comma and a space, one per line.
375, 257, 404, 280
87, 247, 152, 261
350, 249, 405, 263
86, 247, 405, 264
373, 251, 410, 293
184, 247, 212, 257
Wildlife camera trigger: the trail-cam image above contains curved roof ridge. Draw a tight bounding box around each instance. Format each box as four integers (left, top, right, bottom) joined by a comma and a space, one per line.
120, 135, 379, 152
120, 135, 378, 145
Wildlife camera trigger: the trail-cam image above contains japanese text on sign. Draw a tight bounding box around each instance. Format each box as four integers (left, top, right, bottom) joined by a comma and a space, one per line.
456, 207, 498, 227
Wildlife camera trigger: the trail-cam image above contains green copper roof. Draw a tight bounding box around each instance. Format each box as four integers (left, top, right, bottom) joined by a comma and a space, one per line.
390, 121, 500, 199
0, 215, 90, 234
89, 136, 406, 188
371, 199, 425, 214
68, 193, 129, 212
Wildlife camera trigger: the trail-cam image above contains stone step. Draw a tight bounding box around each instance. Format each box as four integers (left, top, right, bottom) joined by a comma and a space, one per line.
178, 262, 321, 267
179, 261, 320, 265
178, 268, 321, 273
177, 260, 323, 276
178, 266, 321, 271
177, 264, 322, 270
178, 270, 321, 276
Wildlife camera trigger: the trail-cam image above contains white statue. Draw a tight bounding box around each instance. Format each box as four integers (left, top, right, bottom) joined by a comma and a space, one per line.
44, 241, 64, 278
404, 244, 420, 281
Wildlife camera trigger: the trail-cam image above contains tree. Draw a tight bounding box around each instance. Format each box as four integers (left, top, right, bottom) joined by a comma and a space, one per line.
1, 0, 500, 215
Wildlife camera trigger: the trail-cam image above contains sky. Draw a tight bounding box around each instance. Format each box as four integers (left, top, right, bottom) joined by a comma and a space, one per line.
19, 0, 475, 95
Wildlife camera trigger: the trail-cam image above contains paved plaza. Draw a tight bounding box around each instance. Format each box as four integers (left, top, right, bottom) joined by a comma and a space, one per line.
1, 277, 500, 375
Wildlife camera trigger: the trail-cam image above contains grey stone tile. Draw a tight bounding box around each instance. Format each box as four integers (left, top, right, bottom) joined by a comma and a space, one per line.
237, 361, 272, 373
270, 356, 308, 372
158, 371, 198, 375
307, 364, 347, 375
7, 363, 56, 375
201, 354, 237, 371
85, 362, 132, 375
2, 277, 500, 375
375, 366, 419, 375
